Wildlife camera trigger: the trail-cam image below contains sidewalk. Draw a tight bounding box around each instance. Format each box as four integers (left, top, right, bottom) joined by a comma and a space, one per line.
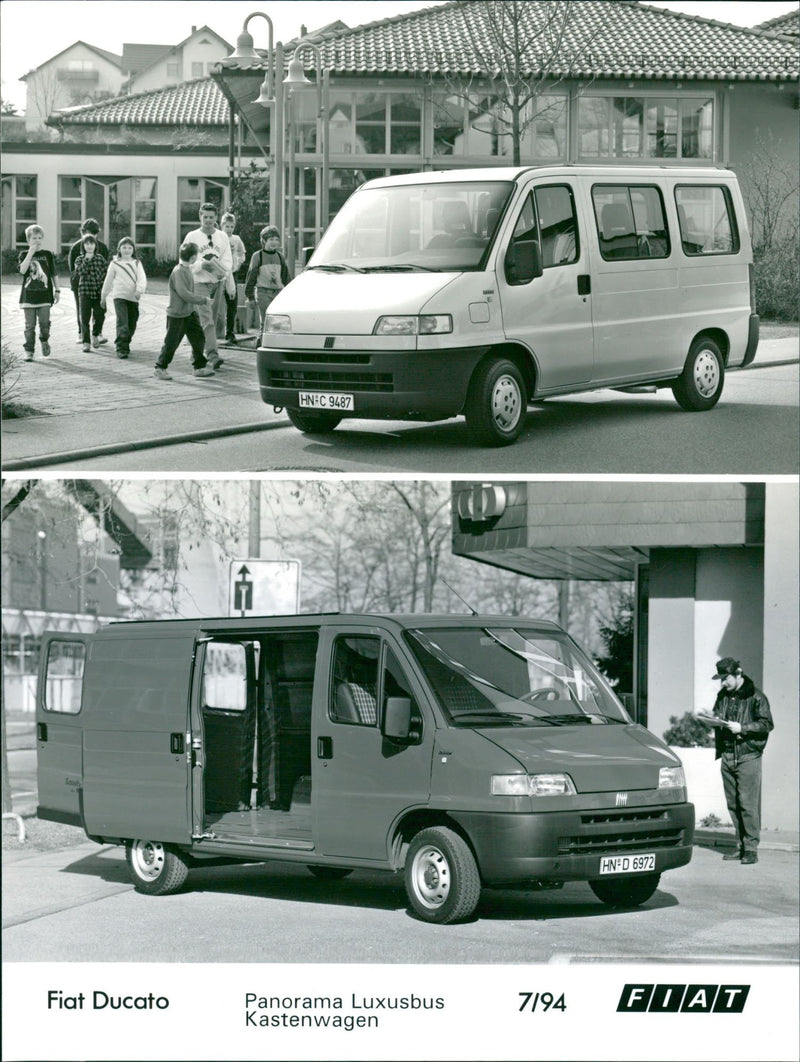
2, 280, 798, 471
2, 280, 282, 470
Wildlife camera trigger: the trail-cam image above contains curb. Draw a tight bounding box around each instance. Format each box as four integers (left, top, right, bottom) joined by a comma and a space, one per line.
694, 828, 799, 853
2, 418, 287, 472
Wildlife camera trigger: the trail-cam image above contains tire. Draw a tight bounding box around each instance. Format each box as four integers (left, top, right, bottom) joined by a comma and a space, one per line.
404, 826, 481, 924
464, 357, 526, 446
589, 872, 661, 908
126, 840, 190, 896
286, 408, 342, 434
671, 337, 724, 411
306, 865, 354, 881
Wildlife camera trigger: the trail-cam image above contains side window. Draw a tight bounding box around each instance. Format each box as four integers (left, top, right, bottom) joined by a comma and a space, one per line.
592, 184, 670, 260
382, 647, 423, 742
330, 636, 380, 726
44, 640, 86, 714
202, 642, 248, 711
533, 185, 579, 267
675, 185, 739, 255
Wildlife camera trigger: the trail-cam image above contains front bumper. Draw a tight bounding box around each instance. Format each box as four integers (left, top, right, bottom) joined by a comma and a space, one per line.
257, 343, 490, 421
450, 801, 695, 885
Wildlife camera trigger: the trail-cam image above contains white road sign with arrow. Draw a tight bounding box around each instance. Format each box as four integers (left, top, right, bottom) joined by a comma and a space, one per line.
228, 559, 301, 617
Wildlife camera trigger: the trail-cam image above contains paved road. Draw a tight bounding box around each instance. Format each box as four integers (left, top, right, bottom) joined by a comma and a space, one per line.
3, 837, 797, 964
45, 362, 799, 473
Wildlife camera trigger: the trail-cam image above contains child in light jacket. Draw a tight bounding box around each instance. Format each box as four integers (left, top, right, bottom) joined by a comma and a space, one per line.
100, 237, 147, 359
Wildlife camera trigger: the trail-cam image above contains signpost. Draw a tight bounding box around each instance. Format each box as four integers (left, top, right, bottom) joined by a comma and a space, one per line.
228, 559, 301, 617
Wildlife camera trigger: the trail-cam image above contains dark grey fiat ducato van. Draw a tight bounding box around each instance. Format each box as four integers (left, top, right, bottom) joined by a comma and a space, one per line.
37, 613, 693, 924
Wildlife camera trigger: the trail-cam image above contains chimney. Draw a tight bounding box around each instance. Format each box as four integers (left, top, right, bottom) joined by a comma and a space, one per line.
191, 25, 196, 33
300, 24, 307, 37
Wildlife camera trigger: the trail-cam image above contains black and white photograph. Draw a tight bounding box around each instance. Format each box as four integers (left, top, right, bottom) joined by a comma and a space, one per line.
1, 1, 798, 1060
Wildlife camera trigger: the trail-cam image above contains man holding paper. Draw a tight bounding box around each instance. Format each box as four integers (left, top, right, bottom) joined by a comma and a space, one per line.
700, 658, 774, 864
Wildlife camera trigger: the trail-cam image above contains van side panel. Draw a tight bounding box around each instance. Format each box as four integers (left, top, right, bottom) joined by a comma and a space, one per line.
80, 630, 198, 843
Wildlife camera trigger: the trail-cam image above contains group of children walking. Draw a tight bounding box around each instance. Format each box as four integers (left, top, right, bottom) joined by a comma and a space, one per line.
18, 204, 291, 381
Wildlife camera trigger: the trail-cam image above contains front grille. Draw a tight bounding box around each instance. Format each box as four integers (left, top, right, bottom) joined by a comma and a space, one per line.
283, 353, 371, 365
557, 809, 684, 855
267, 369, 394, 393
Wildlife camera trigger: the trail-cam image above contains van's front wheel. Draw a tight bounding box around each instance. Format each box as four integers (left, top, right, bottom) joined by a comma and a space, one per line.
404, 827, 481, 924
286, 408, 342, 434
126, 840, 189, 896
465, 358, 526, 446
589, 872, 661, 908
672, 337, 724, 411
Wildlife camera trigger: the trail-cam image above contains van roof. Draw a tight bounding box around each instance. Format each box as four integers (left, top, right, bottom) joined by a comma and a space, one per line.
362, 164, 735, 188
97, 612, 564, 634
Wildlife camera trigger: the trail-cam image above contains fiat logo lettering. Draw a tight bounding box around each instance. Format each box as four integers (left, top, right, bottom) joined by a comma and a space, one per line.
616, 792, 628, 806
457, 484, 507, 523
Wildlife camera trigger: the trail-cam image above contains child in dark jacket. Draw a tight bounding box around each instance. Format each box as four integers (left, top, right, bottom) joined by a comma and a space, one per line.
244, 226, 291, 330
154, 243, 216, 379
73, 235, 108, 352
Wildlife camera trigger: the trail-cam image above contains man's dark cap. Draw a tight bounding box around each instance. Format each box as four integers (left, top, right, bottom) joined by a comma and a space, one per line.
712, 657, 740, 679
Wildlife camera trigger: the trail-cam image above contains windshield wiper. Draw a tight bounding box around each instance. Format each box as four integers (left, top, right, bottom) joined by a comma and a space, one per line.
451, 711, 525, 726
359, 264, 441, 273
306, 263, 365, 273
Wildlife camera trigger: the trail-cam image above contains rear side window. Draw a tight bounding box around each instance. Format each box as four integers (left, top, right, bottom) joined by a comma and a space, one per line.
675, 185, 740, 255
592, 184, 670, 260
44, 640, 86, 714
202, 642, 248, 711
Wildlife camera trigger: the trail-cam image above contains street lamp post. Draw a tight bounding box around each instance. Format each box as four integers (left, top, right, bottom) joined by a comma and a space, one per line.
283, 42, 330, 271
225, 13, 285, 232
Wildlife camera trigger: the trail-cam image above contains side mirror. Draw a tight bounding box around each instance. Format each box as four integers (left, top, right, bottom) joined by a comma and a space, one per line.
383, 696, 412, 741
505, 238, 543, 285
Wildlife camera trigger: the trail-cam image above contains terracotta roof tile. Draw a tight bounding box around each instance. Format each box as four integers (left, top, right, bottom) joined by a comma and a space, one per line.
52, 77, 228, 126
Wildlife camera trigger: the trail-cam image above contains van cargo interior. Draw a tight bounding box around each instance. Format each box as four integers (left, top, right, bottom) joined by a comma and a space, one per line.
200, 631, 319, 843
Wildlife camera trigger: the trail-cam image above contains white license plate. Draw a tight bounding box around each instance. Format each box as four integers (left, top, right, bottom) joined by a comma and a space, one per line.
298, 391, 354, 411
599, 853, 656, 875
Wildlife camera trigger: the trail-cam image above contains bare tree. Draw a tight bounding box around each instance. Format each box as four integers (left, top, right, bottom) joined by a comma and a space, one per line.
429, 0, 612, 165
25, 66, 64, 127
739, 130, 800, 253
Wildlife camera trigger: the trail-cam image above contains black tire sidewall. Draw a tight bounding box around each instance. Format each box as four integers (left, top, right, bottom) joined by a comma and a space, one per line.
404, 827, 480, 924
126, 840, 189, 896
673, 338, 724, 411
466, 358, 526, 446
589, 871, 661, 907
286, 409, 342, 433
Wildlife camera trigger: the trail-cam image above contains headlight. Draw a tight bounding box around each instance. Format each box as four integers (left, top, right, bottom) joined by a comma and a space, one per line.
266, 314, 291, 333
491, 773, 576, 797
373, 314, 452, 336
658, 766, 685, 789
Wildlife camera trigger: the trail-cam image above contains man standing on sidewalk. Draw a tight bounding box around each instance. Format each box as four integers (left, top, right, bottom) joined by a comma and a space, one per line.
710, 657, 774, 864
181, 203, 231, 370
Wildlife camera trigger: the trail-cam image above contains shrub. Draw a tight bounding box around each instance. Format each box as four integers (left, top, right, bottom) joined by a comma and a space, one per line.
662, 711, 713, 748
699, 813, 723, 828
754, 229, 800, 322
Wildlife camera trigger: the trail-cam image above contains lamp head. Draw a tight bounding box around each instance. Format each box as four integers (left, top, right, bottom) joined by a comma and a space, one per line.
229, 28, 259, 62
252, 78, 274, 106
283, 56, 312, 86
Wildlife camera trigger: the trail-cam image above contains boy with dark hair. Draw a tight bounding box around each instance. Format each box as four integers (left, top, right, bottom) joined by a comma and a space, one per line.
69, 219, 109, 344
244, 226, 291, 329
18, 224, 60, 360
154, 243, 216, 380
73, 234, 109, 352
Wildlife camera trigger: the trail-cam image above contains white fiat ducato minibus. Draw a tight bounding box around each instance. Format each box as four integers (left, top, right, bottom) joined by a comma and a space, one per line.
257, 165, 758, 446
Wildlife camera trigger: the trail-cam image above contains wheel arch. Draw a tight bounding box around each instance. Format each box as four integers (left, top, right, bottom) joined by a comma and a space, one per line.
462, 342, 537, 411
690, 328, 730, 367
389, 810, 481, 874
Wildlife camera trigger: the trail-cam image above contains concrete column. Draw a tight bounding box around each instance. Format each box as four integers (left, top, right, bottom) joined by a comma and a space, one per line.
646, 549, 696, 741
761, 482, 799, 832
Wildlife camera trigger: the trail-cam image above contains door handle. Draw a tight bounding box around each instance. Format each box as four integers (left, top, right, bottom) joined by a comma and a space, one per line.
170, 732, 185, 754
317, 736, 333, 759
37, 722, 48, 742
577, 274, 591, 295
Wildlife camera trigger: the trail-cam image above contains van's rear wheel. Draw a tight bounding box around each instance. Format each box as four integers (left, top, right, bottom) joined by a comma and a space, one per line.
672, 337, 724, 411
589, 872, 661, 907
465, 357, 526, 446
307, 865, 353, 881
286, 408, 342, 434
126, 840, 189, 896
404, 827, 481, 924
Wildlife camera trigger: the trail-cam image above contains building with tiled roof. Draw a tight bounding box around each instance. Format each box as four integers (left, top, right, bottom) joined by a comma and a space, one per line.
756, 9, 800, 38
3, 1, 798, 265
20, 40, 124, 131
121, 26, 232, 95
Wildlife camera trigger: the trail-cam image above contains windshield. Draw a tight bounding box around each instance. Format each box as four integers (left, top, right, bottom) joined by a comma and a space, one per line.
405, 627, 631, 728
309, 181, 514, 273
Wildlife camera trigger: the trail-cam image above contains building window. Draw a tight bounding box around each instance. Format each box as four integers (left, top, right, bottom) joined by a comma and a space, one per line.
178, 177, 228, 242
0, 175, 38, 251
58, 176, 157, 254
191, 62, 204, 78
67, 59, 94, 72
579, 95, 715, 160
166, 62, 180, 78
432, 92, 567, 160
327, 90, 423, 157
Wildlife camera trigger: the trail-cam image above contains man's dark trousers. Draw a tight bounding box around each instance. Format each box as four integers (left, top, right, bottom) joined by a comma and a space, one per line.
720, 754, 762, 854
